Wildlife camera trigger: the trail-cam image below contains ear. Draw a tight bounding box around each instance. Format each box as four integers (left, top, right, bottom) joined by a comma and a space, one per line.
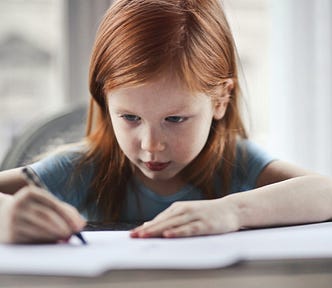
213, 79, 233, 120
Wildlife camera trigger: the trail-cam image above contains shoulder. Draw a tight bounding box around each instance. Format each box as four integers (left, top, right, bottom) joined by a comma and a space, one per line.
231, 138, 276, 191
235, 139, 273, 166
28, 144, 94, 204
29, 145, 87, 176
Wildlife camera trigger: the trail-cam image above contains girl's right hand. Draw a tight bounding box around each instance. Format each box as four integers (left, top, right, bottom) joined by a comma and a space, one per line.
0, 186, 86, 244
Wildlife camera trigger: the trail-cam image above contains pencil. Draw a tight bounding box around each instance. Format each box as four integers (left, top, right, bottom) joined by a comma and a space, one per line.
21, 167, 87, 245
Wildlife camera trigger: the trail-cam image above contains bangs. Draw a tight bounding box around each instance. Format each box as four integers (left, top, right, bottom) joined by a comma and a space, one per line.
90, 0, 236, 101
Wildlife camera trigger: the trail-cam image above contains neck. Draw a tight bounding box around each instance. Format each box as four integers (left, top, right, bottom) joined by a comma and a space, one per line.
134, 171, 186, 196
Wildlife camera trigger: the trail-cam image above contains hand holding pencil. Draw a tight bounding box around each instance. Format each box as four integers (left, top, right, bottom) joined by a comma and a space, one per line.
0, 167, 86, 244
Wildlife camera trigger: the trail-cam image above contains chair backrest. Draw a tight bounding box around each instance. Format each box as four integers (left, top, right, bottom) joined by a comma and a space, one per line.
0, 105, 87, 170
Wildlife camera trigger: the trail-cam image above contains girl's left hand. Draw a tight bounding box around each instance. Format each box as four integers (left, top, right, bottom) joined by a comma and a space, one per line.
130, 198, 240, 238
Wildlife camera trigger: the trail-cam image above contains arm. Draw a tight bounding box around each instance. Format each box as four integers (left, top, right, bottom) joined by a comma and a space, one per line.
233, 160, 332, 229
0, 168, 28, 195
0, 168, 85, 244
131, 161, 332, 238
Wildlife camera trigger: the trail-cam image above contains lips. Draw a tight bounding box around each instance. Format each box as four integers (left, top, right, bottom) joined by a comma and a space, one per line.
144, 161, 170, 171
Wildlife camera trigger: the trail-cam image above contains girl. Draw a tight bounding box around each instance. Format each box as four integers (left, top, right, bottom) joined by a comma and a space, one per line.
1, 0, 332, 243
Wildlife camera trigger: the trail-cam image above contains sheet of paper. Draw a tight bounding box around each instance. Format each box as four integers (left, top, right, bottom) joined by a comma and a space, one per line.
234, 221, 332, 260
0, 231, 237, 276
0, 222, 331, 276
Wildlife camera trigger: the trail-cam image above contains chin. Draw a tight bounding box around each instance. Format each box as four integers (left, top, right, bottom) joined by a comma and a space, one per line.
141, 170, 179, 182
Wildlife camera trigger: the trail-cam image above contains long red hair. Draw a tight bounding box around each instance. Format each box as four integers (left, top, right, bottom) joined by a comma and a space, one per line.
83, 0, 247, 221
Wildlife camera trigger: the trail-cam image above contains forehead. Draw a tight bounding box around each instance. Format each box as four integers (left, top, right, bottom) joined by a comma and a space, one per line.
107, 77, 212, 112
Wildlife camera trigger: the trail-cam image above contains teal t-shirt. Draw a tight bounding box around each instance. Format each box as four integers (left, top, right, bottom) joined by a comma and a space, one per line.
29, 140, 274, 222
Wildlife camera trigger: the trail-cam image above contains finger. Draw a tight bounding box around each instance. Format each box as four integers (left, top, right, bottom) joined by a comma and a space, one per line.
11, 223, 59, 244
162, 220, 207, 238
16, 186, 85, 232
130, 213, 194, 238
131, 203, 190, 235
131, 216, 180, 237
17, 201, 72, 239
59, 202, 86, 232
36, 193, 86, 232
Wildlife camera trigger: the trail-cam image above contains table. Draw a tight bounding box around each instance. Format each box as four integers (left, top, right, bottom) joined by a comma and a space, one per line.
1, 258, 332, 288
1, 223, 332, 288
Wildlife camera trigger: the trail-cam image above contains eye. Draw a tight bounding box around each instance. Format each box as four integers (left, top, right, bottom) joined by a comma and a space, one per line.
120, 114, 141, 122
165, 116, 187, 123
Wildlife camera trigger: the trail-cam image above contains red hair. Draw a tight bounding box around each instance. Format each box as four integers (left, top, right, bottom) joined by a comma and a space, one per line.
83, 0, 247, 221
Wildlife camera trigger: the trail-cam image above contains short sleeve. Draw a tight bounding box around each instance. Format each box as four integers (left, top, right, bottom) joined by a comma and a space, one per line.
29, 149, 93, 210
231, 139, 276, 193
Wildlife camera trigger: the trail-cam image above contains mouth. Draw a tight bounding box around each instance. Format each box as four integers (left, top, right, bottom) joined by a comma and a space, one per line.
144, 161, 171, 172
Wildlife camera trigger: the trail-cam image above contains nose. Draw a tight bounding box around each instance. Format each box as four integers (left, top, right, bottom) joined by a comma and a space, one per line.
140, 126, 166, 153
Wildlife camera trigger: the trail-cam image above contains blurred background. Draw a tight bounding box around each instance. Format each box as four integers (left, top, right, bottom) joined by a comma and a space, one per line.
0, 0, 331, 176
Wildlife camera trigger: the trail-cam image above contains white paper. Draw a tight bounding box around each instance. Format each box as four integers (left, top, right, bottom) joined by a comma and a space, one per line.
0, 222, 331, 276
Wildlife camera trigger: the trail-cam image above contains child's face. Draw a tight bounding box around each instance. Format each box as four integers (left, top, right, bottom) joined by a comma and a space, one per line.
107, 76, 228, 185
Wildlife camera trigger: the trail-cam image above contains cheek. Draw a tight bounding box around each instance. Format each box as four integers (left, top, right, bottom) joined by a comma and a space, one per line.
110, 119, 136, 155
171, 120, 212, 162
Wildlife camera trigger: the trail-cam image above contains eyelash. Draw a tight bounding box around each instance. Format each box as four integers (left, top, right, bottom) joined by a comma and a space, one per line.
120, 114, 141, 122
119, 114, 188, 124
165, 116, 187, 123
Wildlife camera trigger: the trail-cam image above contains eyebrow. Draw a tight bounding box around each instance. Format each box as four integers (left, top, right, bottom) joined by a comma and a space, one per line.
110, 105, 191, 115
165, 106, 190, 115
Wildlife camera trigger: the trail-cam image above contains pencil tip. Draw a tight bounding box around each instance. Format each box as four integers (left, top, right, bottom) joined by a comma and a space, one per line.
76, 233, 88, 245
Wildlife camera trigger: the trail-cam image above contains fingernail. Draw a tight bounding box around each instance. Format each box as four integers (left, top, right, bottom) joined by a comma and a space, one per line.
130, 231, 138, 238
138, 231, 150, 238
59, 236, 70, 243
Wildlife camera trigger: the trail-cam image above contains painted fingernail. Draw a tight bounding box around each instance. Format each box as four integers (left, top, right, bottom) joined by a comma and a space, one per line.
130, 231, 138, 237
